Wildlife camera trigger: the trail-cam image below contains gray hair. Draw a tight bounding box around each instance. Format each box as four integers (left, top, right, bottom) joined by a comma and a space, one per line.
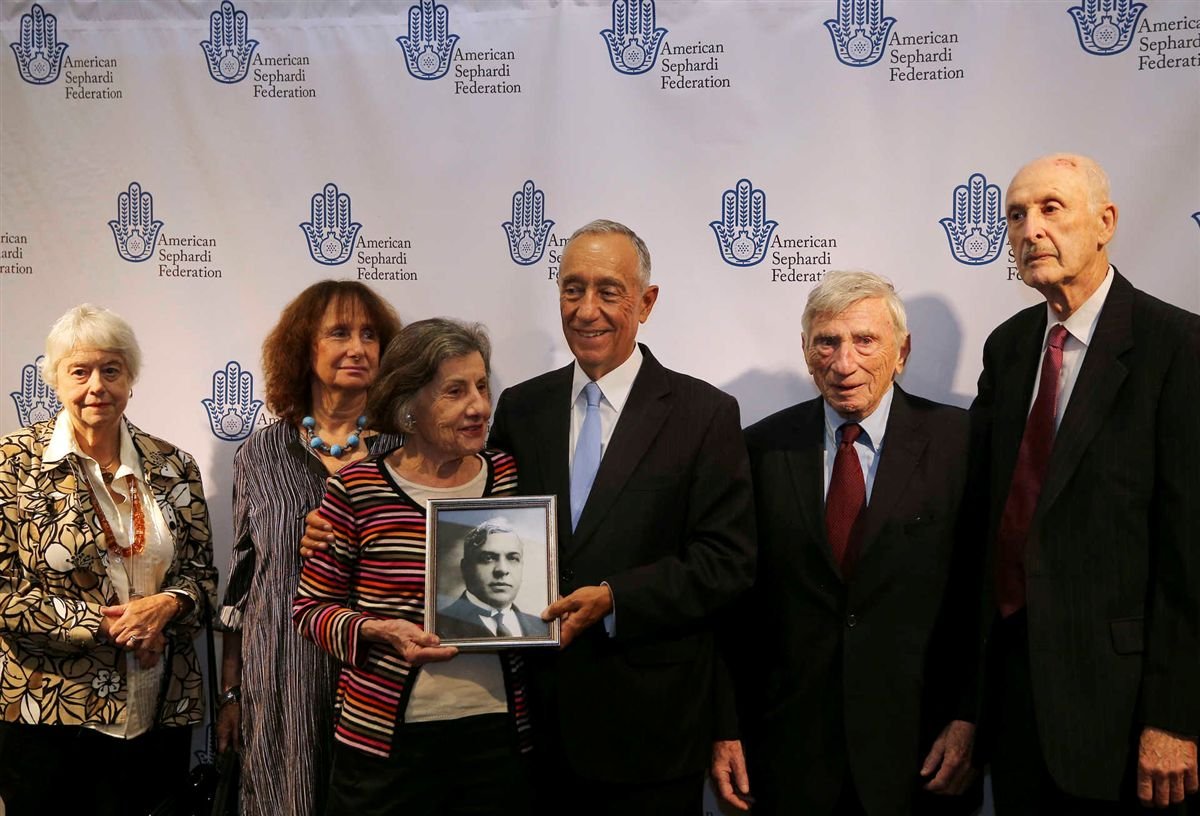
802, 271, 909, 347
367, 317, 491, 435
462, 516, 521, 558
567, 219, 652, 289
41, 304, 142, 389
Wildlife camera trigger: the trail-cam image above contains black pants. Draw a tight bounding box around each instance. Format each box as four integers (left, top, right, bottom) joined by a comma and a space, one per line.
0, 720, 191, 816
533, 767, 704, 816
325, 713, 532, 816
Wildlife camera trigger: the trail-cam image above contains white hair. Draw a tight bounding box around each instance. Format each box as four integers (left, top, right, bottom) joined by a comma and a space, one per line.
41, 304, 142, 389
802, 270, 909, 347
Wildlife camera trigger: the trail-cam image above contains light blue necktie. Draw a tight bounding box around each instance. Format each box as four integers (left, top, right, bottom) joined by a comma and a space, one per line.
570, 381, 603, 531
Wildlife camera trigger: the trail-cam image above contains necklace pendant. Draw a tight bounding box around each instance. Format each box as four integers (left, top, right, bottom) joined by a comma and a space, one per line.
303, 415, 368, 458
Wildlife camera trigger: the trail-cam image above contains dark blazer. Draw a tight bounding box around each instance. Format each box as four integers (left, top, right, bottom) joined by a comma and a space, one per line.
437, 593, 549, 639
740, 386, 979, 816
973, 270, 1200, 799
488, 345, 756, 784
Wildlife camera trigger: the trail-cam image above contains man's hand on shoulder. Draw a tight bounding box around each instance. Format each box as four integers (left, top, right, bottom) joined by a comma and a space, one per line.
542, 584, 613, 648
1138, 726, 1199, 808
300, 508, 334, 559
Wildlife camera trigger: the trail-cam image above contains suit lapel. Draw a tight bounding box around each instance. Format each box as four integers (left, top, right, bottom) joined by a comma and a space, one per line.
571, 349, 671, 551
783, 400, 836, 577
528, 365, 574, 551
991, 307, 1047, 521
858, 387, 928, 562
1037, 272, 1133, 519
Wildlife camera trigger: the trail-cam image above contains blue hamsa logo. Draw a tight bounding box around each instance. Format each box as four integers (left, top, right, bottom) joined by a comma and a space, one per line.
10, 356, 62, 426
9, 4, 68, 85
202, 361, 263, 441
200, 1, 259, 83
939, 173, 1007, 266
502, 180, 555, 266
824, 0, 896, 67
397, 0, 459, 80
1068, 0, 1146, 55
109, 182, 164, 263
300, 183, 362, 266
601, 0, 668, 75
710, 179, 778, 267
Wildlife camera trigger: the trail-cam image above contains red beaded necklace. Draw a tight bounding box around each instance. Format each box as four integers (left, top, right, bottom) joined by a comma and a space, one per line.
83, 471, 146, 558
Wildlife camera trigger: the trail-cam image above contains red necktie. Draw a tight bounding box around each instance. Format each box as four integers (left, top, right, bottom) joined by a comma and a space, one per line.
826, 422, 866, 577
995, 324, 1069, 617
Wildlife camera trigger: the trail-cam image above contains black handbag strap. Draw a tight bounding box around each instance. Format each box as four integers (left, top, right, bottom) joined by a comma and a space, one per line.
151, 594, 218, 749
200, 595, 219, 758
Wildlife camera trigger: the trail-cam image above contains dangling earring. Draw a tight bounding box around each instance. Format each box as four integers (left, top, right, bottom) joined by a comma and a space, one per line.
403, 413, 416, 433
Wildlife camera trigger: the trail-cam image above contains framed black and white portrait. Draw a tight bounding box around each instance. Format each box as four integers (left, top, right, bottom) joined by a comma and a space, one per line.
425, 495, 559, 650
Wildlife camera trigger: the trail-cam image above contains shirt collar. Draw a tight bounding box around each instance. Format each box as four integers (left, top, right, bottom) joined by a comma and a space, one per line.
43, 411, 143, 483
571, 345, 644, 412
822, 383, 895, 452
1044, 265, 1114, 348
463, 590, 511, 615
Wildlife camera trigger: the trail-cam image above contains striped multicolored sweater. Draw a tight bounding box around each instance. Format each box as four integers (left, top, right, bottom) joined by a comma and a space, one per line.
292, 448, 529, 758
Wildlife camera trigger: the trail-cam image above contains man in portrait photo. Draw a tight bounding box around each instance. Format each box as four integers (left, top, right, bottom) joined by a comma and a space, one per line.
437, 517, 549, 639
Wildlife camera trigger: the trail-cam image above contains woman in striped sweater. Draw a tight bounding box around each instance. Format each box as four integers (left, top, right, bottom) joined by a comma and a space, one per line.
294, 318, 533, 816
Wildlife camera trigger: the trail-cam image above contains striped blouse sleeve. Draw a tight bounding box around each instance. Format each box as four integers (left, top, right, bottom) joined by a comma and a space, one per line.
292, 472, 374, 667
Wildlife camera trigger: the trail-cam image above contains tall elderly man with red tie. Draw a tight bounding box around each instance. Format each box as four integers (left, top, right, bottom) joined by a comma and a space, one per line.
975, 153, 1200, 814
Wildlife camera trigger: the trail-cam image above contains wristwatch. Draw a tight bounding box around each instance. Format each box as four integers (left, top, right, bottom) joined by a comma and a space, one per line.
218, 686, 242, 707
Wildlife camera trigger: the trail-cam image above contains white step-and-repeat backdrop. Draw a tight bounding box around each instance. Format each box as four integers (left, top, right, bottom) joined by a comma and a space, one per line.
2, 0, 1198, 810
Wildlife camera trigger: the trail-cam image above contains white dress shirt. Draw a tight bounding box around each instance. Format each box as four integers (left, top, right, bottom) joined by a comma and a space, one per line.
821, 383, 895, 504
566, 345, 644, 635
568, 345, 644, 470
461, 591, 523, 635
1029, 266, 1115, 428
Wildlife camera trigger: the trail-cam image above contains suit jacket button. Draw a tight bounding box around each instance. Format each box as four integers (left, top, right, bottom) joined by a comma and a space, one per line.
561, 568, 574, 583
846, 613, 858, 628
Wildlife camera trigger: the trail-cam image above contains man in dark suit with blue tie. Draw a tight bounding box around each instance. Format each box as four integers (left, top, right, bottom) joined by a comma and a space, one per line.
488, 219, 756, 816
975, 153, 1199, 813
712, 271, 980, 816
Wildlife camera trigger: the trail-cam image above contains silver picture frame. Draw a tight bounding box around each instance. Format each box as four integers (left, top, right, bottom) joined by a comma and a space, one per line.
425, 494, 560, 650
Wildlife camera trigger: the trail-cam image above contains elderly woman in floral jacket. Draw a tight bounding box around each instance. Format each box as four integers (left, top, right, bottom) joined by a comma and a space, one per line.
0, 304, 217, 815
